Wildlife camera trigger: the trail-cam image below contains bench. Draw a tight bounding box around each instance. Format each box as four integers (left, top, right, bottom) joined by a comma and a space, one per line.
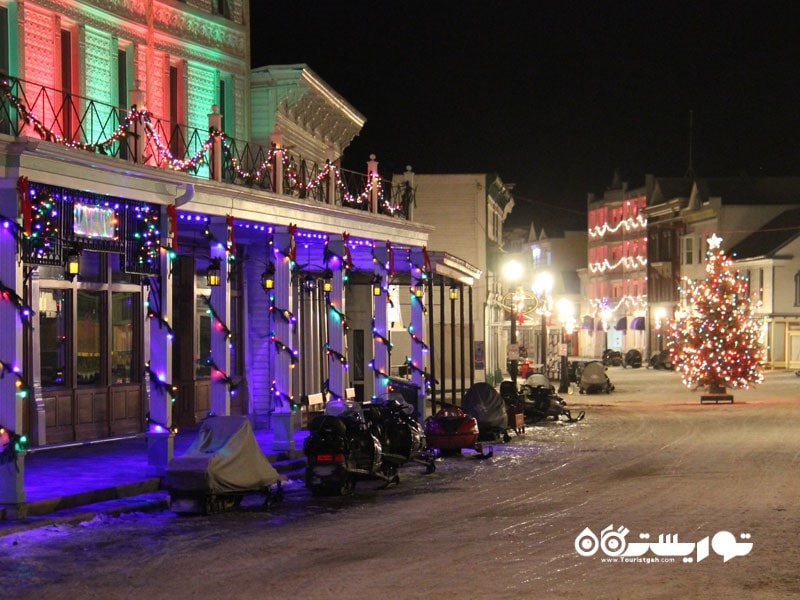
700, 394, 734, 404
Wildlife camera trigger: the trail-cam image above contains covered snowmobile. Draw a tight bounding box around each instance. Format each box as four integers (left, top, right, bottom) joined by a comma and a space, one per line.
165, 415, 285, 514
461, 382, 510, 442
578, 360, 614, 394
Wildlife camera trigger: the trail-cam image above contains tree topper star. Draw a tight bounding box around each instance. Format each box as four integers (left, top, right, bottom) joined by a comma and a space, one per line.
707, 233, 723, 249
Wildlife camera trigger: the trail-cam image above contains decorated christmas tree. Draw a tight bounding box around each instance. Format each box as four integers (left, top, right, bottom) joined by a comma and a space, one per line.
666, 234, 763, 391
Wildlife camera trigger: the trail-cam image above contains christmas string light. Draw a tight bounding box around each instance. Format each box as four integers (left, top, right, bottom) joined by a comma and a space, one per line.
269, 299, 297, 328
372, 319, 393, 349
271, 381, 298, 410
145, 412, 178, 434
0, 424, 28, 468
144, 361, 177, 404
0, 279, 35, 326
324, 343, 349, 368
201, 295, 233, 344
199, 355, 240, 394
0, 359, 31, 399
271, 333, 299, 366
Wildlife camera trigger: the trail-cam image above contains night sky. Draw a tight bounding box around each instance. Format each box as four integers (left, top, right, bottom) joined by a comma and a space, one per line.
250, 2, 800, 231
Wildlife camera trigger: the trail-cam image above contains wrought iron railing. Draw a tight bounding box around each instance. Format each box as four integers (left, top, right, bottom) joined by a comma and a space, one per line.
0, 73, 415, 219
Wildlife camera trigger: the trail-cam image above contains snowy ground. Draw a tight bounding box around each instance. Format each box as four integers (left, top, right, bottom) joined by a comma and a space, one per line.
2, 367, 799, 599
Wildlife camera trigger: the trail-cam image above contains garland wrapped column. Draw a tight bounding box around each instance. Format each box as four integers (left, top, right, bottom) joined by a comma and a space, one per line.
408, 248, 431, 417
0, 185, 25, 508
371, 242, 391, 400
207, 218, 232, 417
145, 207, 174, 476
271, 225, 298, 451
325, 235, 350, 402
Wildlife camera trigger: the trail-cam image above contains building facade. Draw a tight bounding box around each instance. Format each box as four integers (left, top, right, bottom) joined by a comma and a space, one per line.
0, 0, 478, 512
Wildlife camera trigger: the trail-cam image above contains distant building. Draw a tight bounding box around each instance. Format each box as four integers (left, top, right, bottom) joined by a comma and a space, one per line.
404, 172, 513, 389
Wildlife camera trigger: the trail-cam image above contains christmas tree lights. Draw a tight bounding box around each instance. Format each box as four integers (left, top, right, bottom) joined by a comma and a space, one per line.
667, 234, 764, 391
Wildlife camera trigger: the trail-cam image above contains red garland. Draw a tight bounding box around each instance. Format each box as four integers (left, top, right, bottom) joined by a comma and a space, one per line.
386, 240, 395, 278
287, 223, 297, 261
166, 204, 178, 250
422, 246, 432, 274
342, 231, 353, 270
17, 176, 30, 236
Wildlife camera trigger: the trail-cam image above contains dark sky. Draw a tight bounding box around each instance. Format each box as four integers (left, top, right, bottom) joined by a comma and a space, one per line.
250, 2, 800, 231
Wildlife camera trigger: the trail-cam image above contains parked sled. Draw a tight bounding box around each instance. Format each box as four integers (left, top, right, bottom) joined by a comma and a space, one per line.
578, 360, 614, 394
519, 373, 585, 423
424, 406, 492, 458
165, 415, 286, 515
462, 382, 511, 443
623, 349, 643, 368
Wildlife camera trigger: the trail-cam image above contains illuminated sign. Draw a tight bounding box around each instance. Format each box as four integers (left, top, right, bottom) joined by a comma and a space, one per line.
73, 203, 118, 239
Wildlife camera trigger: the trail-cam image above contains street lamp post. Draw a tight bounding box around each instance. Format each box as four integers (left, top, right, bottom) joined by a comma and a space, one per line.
556, 298, 574, 393
601, 308, 612, 355
533, 272, 553, 376
502, 259, 524, 384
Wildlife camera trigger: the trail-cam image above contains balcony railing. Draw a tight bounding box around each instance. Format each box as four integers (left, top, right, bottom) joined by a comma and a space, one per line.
0, 74, 414, 219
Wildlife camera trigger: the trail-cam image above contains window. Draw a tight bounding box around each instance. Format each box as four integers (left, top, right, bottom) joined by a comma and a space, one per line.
795, 271, 800, 306
39, 289, 68, 388
214, 0, 232, 19
683, 237, 694, 265
77, 290, 102, 385
111, 292, 135, 384
196, 294, 211, 378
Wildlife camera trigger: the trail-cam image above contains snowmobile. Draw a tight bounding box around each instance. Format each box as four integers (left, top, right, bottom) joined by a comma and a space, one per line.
578, 360, 615, 394
623, 349, 643, 368
461, 382, 511, 443
517, 374, 585, 423
424, 405, 492, 458
304, 396, 435, 496
165, 415, 286, 515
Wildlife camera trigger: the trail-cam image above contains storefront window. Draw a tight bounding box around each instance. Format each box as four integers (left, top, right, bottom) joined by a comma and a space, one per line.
77, 290, 102, 385
39, 289, 68, 387
112, 291, 135, 383
196, 294, 211, 377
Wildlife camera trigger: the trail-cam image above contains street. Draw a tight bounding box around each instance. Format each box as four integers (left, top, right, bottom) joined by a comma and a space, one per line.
2, 367, 799, 599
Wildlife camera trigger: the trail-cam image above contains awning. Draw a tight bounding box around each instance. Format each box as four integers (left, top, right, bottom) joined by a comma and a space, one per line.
581, 315, 594, 330
631, 316, 645, 330
615, 316, 627, 331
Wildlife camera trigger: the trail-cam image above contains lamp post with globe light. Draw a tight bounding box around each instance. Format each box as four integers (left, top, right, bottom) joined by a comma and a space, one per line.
502, 259, 524, 383
556, 298, 574, 393
533, 271, 553, 375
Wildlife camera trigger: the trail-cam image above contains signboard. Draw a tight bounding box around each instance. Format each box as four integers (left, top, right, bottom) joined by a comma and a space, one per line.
507, 343, 520, 361
474, 340, 485, 370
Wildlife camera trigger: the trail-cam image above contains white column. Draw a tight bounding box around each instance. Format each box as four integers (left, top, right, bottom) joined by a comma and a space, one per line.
146, 207, 175, 476
271, 227, 296, 451
367, 154, 379, 213
271, 125, 284, 195
0, 192, 25, 510
409, 249, 428, 418
129, 82, 145, 165
372, 244, 390, 401
208, 105, 223, 182
208, 219, 231, 417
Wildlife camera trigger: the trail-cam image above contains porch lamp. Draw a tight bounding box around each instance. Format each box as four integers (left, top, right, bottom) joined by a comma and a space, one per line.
206, 258, 221, 287
323, 268, 333, 293
372, 275, 383, 296
261, 262, 275, 290
449, 285, 459, 301
502, 258, 524, 382
65, 248, 81, 279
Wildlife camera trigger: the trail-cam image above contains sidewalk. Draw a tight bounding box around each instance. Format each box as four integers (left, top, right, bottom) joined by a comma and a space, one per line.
0, 426, 309, 533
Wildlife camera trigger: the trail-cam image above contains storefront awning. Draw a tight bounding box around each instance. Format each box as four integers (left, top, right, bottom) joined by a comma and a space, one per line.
581, 315, 594, 330
615, 316, 628, 331
630, 316, 645, 330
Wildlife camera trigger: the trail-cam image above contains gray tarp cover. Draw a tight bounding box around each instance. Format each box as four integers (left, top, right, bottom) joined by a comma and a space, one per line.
462, 383, 508, 430
165, 416, 285, 494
